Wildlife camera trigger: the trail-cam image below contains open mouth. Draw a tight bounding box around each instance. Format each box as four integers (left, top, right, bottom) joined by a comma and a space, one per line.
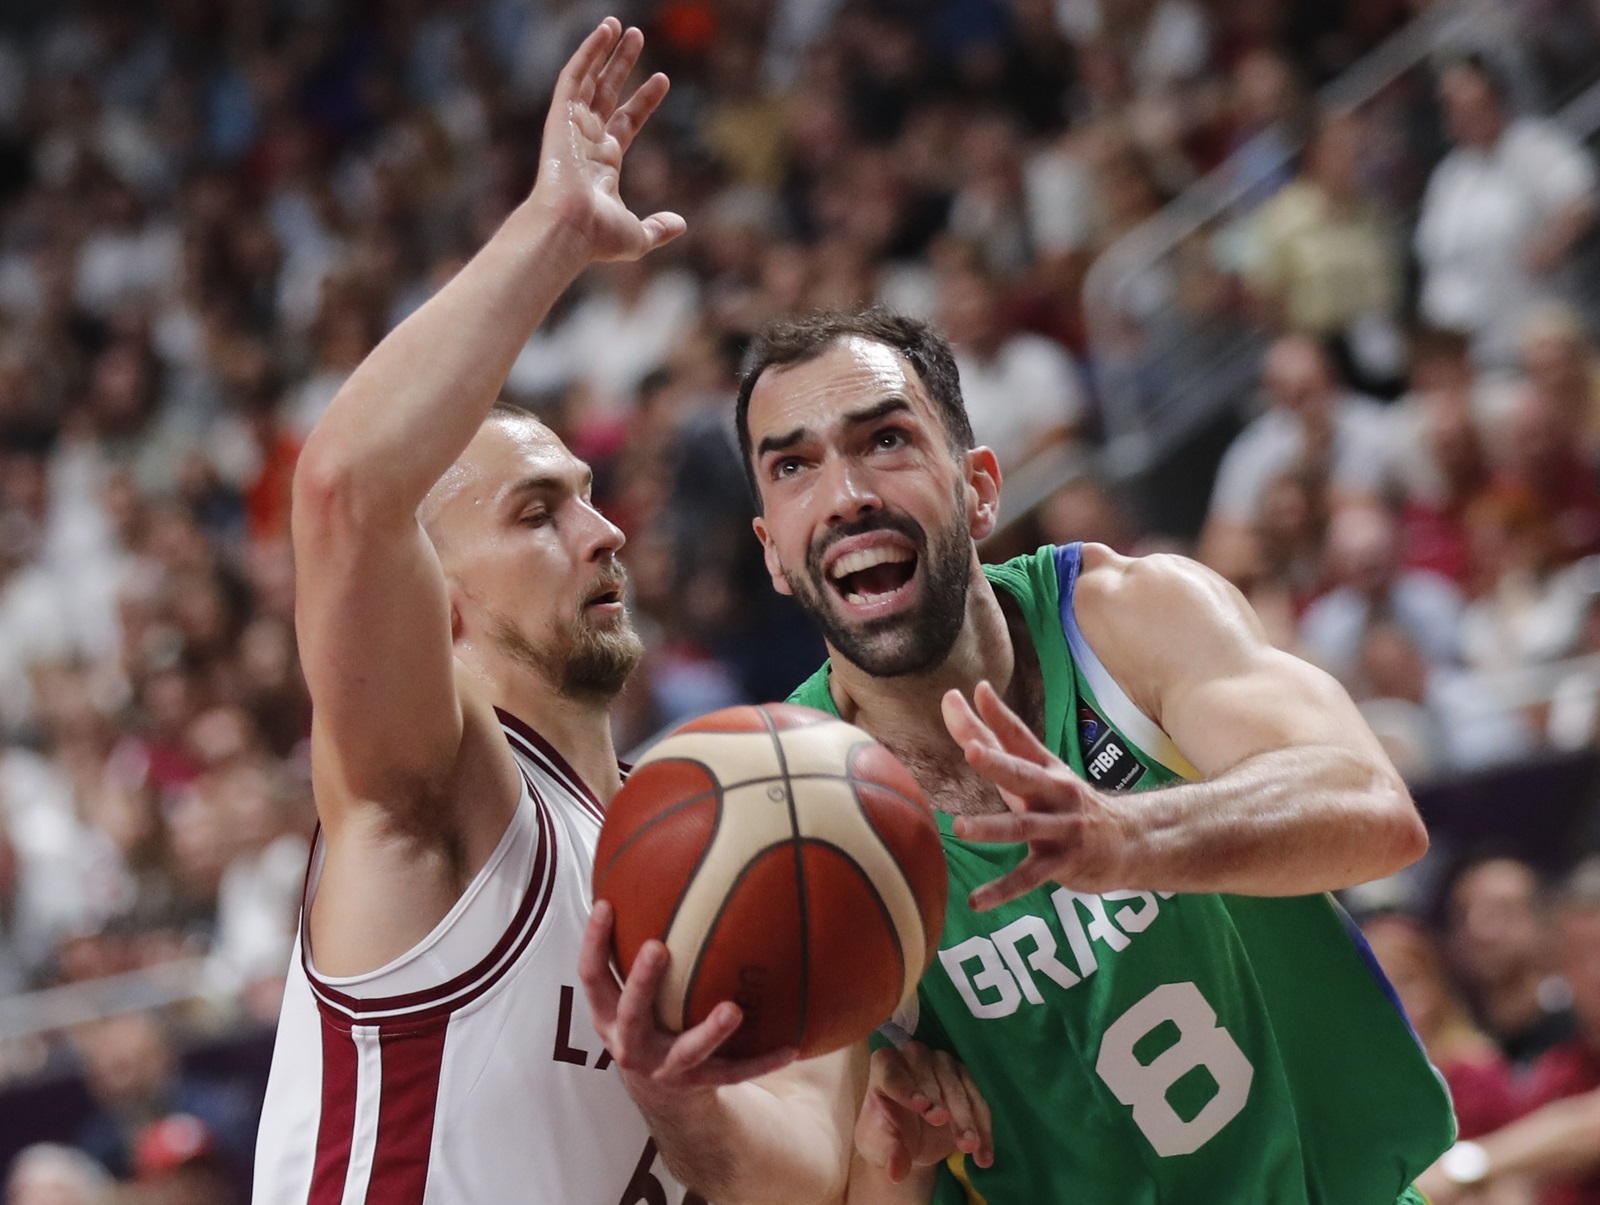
826, 544, 918, 611
584, 583, 625, 610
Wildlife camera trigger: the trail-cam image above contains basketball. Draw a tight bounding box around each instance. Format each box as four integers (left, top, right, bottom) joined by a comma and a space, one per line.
592, 703, 948, 1059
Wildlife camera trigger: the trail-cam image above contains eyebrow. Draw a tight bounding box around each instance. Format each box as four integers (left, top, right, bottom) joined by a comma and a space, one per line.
499, 468, 592, 507
755, 397, 913, 459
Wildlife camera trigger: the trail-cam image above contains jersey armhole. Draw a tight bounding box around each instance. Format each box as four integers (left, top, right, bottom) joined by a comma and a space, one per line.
1052, 544, 1199, 781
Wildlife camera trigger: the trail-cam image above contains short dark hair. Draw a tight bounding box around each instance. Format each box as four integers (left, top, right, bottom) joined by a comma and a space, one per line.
1436, 49, 1512, 109
734, 306, 973, 507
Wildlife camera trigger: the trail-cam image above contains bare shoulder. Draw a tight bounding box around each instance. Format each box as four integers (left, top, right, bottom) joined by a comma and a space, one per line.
1074, 544, 1259, 648
1071, 544, 1270, 710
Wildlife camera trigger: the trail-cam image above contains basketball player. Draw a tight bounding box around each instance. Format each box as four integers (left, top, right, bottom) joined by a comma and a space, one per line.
585, 308, 1456, 1203
251, 23, 813, 1204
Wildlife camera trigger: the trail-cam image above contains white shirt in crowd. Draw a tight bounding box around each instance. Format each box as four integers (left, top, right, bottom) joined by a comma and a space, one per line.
1415, 117, 1598, 366
955, 335, 1085, 472
1208, 395, 1392, 524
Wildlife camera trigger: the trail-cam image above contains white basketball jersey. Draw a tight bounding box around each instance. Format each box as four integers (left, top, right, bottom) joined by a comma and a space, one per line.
253, 710, 704, 1205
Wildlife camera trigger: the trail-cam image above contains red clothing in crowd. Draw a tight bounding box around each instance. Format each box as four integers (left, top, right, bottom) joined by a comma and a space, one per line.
1521, 1039, 1600, 1205
1443, 1052, 1521, 1140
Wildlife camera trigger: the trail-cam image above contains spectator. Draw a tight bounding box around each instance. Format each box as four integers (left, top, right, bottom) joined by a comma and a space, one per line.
1459, 486, 1594, 674
1446, 855, 1576, 1069
1388, 328, 1493, 586
1245, 110, 1404, 391
1415, 52, 1598, 369
1419, 858, 1600, 1205
938, 263, 1086, 473
1200, 333, 1390, 579
70, 1012, 254, 1182
1363, 913, 1520, 1139
5, 1143, 112, 1205
1299, 505, 1464, 685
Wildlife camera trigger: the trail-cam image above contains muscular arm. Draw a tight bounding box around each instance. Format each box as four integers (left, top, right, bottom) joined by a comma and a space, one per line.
949, 547, 1425, 903
289, 22, 682, 969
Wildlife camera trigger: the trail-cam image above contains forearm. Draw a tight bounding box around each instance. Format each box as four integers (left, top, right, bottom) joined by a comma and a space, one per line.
296, 200, 590, 514
1480, 1093, 1600, 1184
630, 1078, 852, 1205
1116, 745, 1423, 895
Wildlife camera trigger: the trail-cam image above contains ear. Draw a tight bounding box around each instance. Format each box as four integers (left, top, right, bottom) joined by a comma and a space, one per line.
752, 516, 794, 596
965, 446, 1003, 542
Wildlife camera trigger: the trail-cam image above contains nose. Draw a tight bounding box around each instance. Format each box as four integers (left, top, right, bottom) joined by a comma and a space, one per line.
819, 453, 883, 526
579, 497, 626, 561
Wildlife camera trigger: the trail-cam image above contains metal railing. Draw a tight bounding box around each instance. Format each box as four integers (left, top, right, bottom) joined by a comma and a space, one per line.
1079, 0, 1600, 486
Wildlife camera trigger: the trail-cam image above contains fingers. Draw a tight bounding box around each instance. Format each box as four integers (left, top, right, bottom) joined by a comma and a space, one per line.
654, 1000, 741, 1078
953, 811, 1065, 845
638, 211, 688, 252
555, 18, 622, 109
868, 1045, 942, 1118
958, 1063, 995, 1168
941, 688, 991, 752
962, 739, 1064, 808
928, 1053, 989, 1167
973, 681, 1056, 766
592, 25, 645, 119
609, 72, 670, 154
968, 857, 1055, 911
578, 901, 622, 1023
610, 939, 671, 1059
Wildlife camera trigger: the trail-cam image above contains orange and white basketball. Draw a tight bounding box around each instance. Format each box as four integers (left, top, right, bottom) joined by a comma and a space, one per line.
593, 703, 948, 1058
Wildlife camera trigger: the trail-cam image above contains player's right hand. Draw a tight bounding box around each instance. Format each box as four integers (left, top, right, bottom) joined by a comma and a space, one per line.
528, 18, 685, 264
580, 901, 798, 1094
855, 1043, 994, 1183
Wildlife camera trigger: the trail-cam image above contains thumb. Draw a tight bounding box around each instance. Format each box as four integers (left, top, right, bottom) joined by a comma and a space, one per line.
640, 211, 687, 253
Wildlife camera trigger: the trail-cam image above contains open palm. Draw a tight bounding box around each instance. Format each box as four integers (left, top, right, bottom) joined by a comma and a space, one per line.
532, 19, 685, 263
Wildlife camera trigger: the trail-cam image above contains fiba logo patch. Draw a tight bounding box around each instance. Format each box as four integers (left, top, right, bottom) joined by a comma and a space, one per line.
1078, 702, 1145, 792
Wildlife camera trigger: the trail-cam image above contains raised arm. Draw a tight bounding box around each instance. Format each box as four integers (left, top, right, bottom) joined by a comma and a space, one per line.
289, 20, 681, 968
946, 546, 1426, 904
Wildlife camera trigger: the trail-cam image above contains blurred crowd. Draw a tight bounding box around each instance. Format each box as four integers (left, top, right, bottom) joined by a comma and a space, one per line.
2, 0, 1600, 1198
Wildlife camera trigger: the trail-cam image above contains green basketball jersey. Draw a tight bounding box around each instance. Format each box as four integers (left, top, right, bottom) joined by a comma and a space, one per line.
788, 544, 1454, 1204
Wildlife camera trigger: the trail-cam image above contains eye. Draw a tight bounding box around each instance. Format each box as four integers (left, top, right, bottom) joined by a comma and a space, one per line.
519, 509, 550, 527
873, 427, 910, 451
771, 456, 805, 480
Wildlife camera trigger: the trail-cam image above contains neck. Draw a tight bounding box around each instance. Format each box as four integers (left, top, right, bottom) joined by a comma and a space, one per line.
826, 561, 1018, 755
472, 654, 625, 805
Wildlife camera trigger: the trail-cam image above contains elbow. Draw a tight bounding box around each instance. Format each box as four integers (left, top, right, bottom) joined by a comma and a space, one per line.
292, 439, 399, 542
1368, 764, 1429, 876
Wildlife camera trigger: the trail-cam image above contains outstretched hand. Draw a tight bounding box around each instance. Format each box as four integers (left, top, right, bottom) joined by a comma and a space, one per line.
855, 1043, 993, 1183
531, 19, 686, 262
942, 681, 1132, 908
579, 901, 797, 1096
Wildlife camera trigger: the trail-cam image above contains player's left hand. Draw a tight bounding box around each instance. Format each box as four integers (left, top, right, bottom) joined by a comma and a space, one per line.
942, 681, 1133, 908
580, 901, 798, 1093
855, 1043, 994, 1183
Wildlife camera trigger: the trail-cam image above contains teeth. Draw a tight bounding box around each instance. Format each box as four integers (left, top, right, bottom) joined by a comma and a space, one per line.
829, 545, 913, 580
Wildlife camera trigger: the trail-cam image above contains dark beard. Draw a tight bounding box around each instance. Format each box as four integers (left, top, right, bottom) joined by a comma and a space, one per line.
788, 502, 971, 678
491, 599, 644, 702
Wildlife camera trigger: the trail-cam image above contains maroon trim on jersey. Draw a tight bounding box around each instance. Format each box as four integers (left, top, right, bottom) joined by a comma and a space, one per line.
494, 707, 609, 823
308, 1022, 360, 1205
364, 1025, 451, 1203
305, 772, 558, 1024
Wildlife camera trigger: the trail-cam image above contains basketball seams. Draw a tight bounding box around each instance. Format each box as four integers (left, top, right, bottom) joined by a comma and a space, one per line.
591, 771, 721, 898
760, 704, 811, 1052
604, 703, 945, 1057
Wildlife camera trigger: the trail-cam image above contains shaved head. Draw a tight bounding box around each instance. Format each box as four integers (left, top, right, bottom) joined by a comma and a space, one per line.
420, 405, 642, 700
